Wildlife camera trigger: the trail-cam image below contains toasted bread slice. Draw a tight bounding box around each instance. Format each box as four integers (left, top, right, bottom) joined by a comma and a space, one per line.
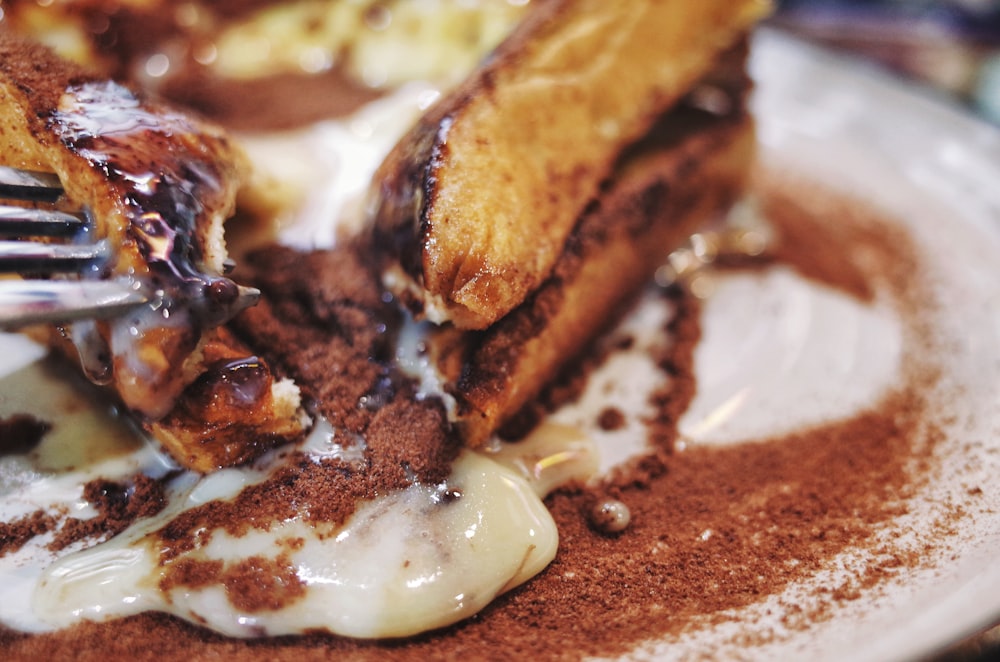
435, 99, 755, 446
371, 0, 770, 330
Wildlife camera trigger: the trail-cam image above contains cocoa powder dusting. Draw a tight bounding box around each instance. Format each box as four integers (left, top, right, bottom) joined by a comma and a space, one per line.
0, 474, 166, 557
162, 558, 225, 592
49, 475, 167, 552
0, 511, 60, 556
597, 407, 626, 431
0, 177, 965, 659
150, 242, 458, 570
153, 413, 448, 569
224, 555, 307, 614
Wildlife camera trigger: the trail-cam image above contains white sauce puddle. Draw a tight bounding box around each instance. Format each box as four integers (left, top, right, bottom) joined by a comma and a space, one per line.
31, 450, 555, 639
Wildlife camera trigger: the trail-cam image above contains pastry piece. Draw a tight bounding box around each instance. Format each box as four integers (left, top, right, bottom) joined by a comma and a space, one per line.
0, 34, 307, 470
429, 41, 755, 445
371, 0, 770, 330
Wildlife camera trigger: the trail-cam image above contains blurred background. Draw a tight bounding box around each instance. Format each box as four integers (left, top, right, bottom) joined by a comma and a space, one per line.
771, 0, 1000, 122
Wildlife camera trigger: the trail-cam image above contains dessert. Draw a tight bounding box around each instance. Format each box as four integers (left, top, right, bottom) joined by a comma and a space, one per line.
0, 0, 770, 643
426, 39, 756, 445
3, 0, 974, 659
0, 169, 975, 658
0, 1, 762, 462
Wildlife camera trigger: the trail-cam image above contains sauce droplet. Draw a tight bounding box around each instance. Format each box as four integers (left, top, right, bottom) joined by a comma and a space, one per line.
588, 498, 631, 535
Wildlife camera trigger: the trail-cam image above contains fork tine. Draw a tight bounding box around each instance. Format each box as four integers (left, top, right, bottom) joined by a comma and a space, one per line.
0, 205, 86, 237
0, 166, 64, 203
0, 279, 150, 328
0, 240, 106, 273
0, 165, 260, 327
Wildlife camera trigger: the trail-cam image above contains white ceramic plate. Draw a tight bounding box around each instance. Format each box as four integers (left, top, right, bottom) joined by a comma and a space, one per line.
1, 27, 999, 661
562, 27, 999, 662
659, 28, 1000, 661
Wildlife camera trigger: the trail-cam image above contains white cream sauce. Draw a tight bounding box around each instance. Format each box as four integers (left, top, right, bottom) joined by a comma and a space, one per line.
0, 367, 559, 638
32, 450, 556, 639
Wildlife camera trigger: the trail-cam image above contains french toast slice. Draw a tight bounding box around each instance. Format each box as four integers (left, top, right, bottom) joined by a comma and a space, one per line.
429, 45, 756, 445
371, 0, 770, 330
0, 34, 307, 471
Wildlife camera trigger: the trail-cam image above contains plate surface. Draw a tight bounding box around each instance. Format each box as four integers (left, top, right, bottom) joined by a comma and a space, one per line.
665, 28, 1000, 661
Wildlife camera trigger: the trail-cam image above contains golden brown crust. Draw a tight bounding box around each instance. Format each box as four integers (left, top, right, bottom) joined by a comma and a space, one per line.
393, 35, 757, 445
370, 0, 770, 330
149, 328, 307, 472
0, 35, 93, 132
0, 31, 241, 277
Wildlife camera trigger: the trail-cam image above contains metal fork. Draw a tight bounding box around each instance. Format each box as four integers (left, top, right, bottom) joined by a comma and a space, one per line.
0, 165, 256, 329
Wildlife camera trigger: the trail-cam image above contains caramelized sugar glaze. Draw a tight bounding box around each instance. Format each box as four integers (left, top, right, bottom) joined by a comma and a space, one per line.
0, 32, 308, 472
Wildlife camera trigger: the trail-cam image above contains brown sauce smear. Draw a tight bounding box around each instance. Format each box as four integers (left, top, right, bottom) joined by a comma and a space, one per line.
0, 175, 961, 659
0, 414, 51, 456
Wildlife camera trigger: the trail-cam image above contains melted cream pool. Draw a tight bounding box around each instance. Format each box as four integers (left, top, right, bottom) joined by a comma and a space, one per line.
33, 448, 556, 639
0, 365, 560, 638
